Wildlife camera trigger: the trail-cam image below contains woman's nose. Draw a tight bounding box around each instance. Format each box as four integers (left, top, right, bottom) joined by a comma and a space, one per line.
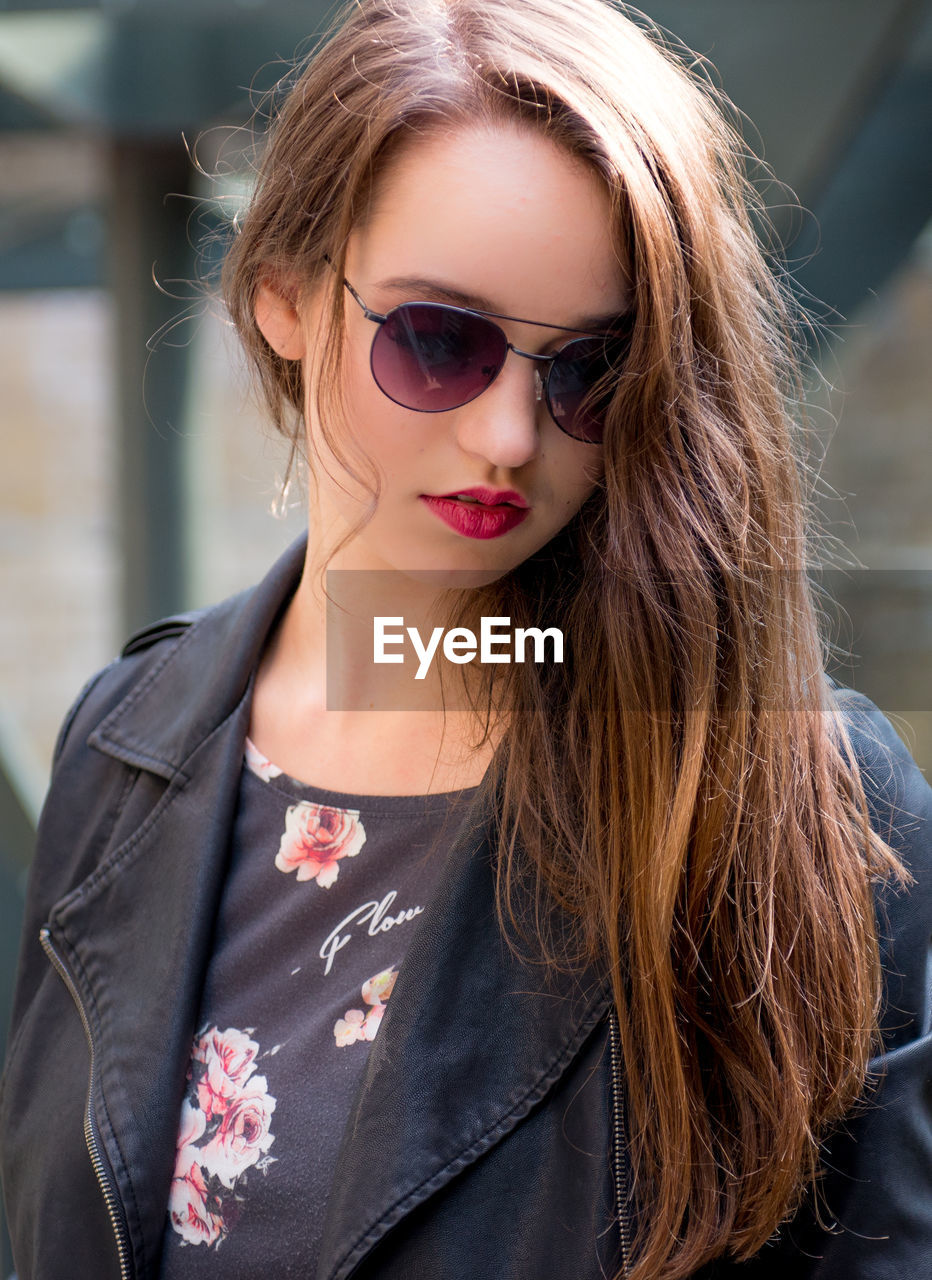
452, 352, 543, 469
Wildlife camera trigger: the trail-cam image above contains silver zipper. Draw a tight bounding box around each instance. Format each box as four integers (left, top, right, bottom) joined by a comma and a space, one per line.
608, 1004, 632, 1277
40, 926, 133, 1280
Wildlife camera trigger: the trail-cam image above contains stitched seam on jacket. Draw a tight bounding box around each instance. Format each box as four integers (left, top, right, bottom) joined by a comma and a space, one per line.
2, 778, 140, 1113
111, 768, 141, 831
53, 659, 121, 767
53, 702, 246, 916
50, 777, 188, 919
94, 743, 187, 779
121, 615, 200, 658
332, 993, 611, 1277
93, 619, 204, 758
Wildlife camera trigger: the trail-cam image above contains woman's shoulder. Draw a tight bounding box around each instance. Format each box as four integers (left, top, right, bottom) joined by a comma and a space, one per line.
829, 683, 932, 1051
50, 610, 205, 770
829, 682, 932, 869
24, 606, 227, 924
14, 571, 288, 1013
51, 536, 308, 773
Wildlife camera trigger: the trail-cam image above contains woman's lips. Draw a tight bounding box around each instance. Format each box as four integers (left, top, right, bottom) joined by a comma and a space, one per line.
419, 495, 530, 540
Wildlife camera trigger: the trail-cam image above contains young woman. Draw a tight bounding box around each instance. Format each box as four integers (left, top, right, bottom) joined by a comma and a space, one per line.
2, 1, 930, 1277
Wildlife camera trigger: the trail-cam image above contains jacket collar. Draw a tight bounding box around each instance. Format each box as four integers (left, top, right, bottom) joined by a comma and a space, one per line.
49, 533, 610, 1279
88, 533, 308, 779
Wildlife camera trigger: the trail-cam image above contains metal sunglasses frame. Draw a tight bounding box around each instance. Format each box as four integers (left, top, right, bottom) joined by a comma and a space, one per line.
340, 275, 624, 443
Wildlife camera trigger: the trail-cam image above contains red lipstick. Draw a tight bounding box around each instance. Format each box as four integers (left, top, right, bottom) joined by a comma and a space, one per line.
436, 487, 529, 508
420, 486, 530, 540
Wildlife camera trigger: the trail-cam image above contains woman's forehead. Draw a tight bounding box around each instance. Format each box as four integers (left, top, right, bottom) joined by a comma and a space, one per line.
347, 122, 631, 326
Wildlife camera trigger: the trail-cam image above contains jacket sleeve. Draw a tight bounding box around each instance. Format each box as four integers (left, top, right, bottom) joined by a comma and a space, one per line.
717, 689, 932, 1280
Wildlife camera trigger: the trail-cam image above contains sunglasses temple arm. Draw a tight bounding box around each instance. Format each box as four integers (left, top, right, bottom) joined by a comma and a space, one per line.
342, 277, 389, 324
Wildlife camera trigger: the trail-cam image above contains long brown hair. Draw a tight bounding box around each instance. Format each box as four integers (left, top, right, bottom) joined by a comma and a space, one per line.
221, 1, 907, 1274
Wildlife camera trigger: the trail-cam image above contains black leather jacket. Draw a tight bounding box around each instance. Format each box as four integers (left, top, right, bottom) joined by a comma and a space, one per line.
2, 535, 931, 1280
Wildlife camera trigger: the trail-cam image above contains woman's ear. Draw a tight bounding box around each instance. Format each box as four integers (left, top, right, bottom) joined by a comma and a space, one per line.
254, 274, 306, 360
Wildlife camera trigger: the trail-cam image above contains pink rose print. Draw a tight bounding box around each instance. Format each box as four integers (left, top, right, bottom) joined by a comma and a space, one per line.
175, 1099, 206, 1160
361, 1005, 385, 1039
167, 1025, 278, 1248
334, 1008, 367, 1047
361, 968, 398, 1007
275, 801, 366, 888
168, 1158, 224, 1248
334, 1005, 384, 1045
200, 1074, 277, 1189
192, 1026, 259, 1121
244, 737, 283, 781
334, 967, 398, 1047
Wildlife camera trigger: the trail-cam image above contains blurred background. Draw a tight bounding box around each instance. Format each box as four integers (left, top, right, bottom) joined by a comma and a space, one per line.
0, 0, 931, 1265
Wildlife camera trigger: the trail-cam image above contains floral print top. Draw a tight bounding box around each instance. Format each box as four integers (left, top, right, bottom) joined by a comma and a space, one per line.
157, 739, 477, 1277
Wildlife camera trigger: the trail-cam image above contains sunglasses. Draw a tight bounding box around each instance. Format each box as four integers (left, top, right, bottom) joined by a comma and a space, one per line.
340, 276, 632, 444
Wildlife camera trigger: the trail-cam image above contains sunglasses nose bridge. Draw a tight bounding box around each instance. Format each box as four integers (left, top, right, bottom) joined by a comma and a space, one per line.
502, 341, 554, 403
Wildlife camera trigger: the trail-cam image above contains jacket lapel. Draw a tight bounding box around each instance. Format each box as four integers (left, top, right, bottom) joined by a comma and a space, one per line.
315, 773, 612, 1280
43, 535, 308, 1277
46, 695, 252, 1276
88, 534, 307, 780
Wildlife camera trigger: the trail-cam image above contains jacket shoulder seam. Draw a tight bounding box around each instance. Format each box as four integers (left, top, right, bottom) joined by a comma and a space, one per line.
90, 616, 212, 767
120, 610, 205, 658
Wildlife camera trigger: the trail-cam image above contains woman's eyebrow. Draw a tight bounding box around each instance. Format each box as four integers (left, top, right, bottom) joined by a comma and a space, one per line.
374, 274, 628, 332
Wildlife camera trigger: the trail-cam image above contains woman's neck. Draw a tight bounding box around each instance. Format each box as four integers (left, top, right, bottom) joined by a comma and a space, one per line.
247, 536, 505, 795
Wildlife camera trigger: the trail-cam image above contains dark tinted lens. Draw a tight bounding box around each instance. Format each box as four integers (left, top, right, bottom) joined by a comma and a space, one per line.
546, 331, 631, 443
371, 303, 508, 411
